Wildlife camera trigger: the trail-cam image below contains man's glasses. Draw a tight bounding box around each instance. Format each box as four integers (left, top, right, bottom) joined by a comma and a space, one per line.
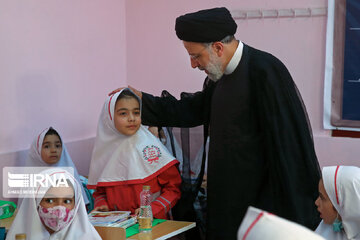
189, 47, 207, 60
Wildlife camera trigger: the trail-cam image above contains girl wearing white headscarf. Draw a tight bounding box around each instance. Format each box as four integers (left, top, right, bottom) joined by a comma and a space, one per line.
315, 166, 360, 239
88, 89, 181, 219
6, 168, 101, 240
25, 127, 89, 205
237, 206, 325, 240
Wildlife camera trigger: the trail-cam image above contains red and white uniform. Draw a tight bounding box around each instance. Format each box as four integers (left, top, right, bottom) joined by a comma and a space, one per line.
315, 166, 360, 240
238, 207, 325, 240
88, 90, 181, 219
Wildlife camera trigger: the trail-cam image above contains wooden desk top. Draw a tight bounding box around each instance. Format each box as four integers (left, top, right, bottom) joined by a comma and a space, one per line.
0, 212, 195, 240
0, 213, 16, 230
128, 220, 196, 240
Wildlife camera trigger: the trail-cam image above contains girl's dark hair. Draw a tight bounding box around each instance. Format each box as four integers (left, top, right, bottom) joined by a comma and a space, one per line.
116, 89, 140, 105
45, 127, 62, 145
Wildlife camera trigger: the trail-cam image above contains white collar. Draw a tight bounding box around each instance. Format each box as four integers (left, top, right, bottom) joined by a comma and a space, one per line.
224, 40, 244, 75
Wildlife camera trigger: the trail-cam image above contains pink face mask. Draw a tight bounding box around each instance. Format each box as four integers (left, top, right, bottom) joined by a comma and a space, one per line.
38, 205, 75, 232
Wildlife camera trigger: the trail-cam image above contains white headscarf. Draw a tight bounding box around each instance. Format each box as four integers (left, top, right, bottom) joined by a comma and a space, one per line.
6, 168, 101, 240
25, 127, 89, 204
237, 206, 325, 240
87, 89, 178, 188
315, 166, 360, 240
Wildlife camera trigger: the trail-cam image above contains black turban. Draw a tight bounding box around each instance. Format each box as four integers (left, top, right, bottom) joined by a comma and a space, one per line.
175, 7, 237, 43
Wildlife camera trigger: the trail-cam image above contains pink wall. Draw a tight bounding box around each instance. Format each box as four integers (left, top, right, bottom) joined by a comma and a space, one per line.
125, 0, 360, 168
1, 0, 360, 201
0, 0, 127, 154
0, 0, 127, 178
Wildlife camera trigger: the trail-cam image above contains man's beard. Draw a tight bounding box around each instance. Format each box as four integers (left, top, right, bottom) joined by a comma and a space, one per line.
204, 51, 223, 82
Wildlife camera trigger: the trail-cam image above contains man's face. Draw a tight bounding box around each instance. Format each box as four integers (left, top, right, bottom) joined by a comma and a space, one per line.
183, 41, 223, 81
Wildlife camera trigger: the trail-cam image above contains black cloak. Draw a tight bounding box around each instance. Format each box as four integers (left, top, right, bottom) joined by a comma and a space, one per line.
141, 44, 321, 240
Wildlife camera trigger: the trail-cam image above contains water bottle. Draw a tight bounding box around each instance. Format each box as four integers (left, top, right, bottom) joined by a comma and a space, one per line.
138, 185, 153, 233
15, 233, 26, 240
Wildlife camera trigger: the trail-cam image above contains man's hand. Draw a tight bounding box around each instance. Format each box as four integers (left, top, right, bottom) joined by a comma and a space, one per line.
108, 85, 142, 99
92, 205, 109, 212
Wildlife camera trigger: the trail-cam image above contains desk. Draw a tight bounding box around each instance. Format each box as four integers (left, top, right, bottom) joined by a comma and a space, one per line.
0, 213, 127, 240
0, 214, 16, 230
95, 226, 126, 240
128, 220, 196, 240
1, 214, 195, 240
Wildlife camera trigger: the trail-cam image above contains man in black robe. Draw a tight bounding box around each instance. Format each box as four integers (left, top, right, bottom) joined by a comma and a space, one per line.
116, 7, 321, 240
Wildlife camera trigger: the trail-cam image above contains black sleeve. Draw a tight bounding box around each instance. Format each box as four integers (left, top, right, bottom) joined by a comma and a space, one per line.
141, 87, 209, 128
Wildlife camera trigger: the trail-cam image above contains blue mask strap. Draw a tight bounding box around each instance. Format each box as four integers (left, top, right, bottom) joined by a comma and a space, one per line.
332, 214, 343, 232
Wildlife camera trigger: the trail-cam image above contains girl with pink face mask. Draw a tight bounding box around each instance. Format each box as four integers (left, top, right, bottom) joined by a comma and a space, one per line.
6, 169, 101, 240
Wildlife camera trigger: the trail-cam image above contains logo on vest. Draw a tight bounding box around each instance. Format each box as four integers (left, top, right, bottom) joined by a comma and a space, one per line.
142, 145, 162, 164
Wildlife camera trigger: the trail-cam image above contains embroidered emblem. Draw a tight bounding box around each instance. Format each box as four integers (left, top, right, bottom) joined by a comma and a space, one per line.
143, 145, 162, 164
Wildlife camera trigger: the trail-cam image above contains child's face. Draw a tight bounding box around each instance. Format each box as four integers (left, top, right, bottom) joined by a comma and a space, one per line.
40, 185, 75, 210
315, 179, 338, 224
114, 97, 141, 136
41, 134, 62, 164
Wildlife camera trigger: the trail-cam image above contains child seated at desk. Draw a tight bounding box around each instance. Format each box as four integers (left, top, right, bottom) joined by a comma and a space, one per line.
315, 165, 360, 239
6, 168, 101, 239
87, 89, 181, 219
24, 127, 90, 206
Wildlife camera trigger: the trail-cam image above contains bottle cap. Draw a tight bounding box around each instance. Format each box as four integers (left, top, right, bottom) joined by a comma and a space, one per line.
143, 185, 150, 190
15, 233, 26, 239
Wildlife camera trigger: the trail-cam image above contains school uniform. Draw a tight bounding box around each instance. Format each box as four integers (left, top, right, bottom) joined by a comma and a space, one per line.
6, 168, 101, 240
88, 90, 181, 219
237, 206, 325, 240
316, 166, 360, 240
25, 127, 89, 205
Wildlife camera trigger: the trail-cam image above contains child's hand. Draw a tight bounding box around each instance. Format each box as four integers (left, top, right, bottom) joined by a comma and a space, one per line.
201, 174, 207, 189
148, 127, 159, 138
134, 208, 140, 216
92, 205, 109, 212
